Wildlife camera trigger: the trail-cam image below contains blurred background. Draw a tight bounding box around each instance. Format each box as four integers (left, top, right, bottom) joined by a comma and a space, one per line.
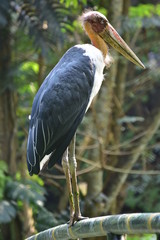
0, 0, 160, 239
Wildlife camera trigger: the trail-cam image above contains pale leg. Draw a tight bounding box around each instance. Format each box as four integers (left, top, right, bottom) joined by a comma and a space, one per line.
62, 148, 75, 224
69, 134, 86, 223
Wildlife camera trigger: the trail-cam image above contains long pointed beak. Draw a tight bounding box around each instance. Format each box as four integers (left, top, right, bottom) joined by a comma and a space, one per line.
99, 23, 145, 69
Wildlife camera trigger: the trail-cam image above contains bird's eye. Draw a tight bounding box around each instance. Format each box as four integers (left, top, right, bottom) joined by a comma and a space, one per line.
100, 19, 105, 24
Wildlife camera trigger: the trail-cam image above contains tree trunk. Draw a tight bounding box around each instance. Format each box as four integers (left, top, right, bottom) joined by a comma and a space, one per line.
0, 15, 17, 176
0, 12, 22, 240
19, 139, 36, 238
37, 52, 46, 87
103, 0, 131, 213
83, 134, 105, 216
0, 90, 17, 175
107, 0, 130, 147
104, 0, 123, 146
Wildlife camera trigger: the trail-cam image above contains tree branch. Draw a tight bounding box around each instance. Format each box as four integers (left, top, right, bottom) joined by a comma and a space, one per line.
104, 110, 160, 212
26, 213, 160, 240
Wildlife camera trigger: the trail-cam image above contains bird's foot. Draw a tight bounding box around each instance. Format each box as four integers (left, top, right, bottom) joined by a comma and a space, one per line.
76, 215, 88, 222
68, 213, 88, 227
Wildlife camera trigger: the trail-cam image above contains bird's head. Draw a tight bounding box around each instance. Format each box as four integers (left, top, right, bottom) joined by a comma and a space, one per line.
80, 10, 145, 69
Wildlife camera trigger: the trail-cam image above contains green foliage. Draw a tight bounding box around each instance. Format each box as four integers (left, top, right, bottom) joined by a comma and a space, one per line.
98, 7, 107, 16
1, 0, 160, 237
0, 160, 47, 225
6, 179, 45, 206
17, 61, 38, 97
60, 0, 87, 8
10, 0, 76, 56
34, 207, 68, 231
129, 4, 160, 18
128, 235, 156, 240
0, 174, 48, 225
2, 162, 68, 230
0, 161, 17, 224
0, 201, 17, 224
0, 161, 8, 200
21, 62, 39, 74
125, 175, 160, 212
120, 3, 160, 33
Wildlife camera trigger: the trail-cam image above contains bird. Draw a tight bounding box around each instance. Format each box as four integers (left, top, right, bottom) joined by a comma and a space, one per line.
27, 10, 145, 225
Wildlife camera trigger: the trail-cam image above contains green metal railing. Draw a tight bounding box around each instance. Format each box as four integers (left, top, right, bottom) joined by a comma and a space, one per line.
26, 213, 160, 240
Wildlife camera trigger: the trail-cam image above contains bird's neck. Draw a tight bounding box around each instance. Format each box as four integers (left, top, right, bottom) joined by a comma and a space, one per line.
84, 22, 108, 59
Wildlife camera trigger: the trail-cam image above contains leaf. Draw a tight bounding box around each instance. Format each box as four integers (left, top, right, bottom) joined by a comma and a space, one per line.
0, 161, 9, 200
0, 160, 8, 172
129, 4, 156, 18
128, 234, 157, 240
21, 61, 39, 74
0, 200, 17, 223
12, 0, 71, 54
6, 180, 45, 205
35, 207, 59, 231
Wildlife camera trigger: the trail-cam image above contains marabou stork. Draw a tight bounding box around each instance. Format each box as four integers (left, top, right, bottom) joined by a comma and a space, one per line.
27, 10, 145, 225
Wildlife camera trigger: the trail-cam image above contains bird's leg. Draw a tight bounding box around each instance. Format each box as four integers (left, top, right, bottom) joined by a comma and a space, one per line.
62, 148, 75, 225
69, 134, 86, 223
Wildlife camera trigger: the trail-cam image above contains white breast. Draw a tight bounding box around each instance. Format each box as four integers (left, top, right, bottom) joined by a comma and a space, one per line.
75, 44, 105, 110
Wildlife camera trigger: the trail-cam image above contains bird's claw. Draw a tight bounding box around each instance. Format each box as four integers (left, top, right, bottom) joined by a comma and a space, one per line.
68, 214, 88, 227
